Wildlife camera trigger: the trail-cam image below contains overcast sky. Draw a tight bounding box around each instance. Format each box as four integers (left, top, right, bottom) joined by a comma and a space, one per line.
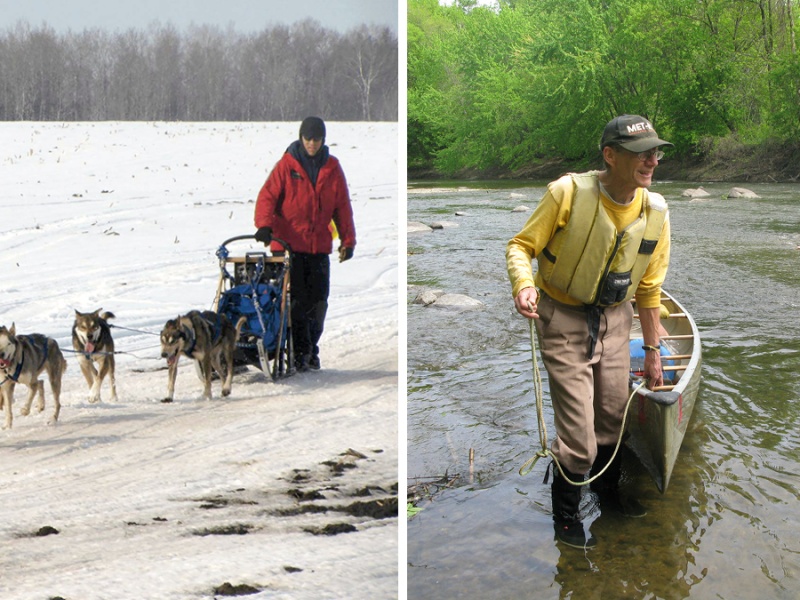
0, 0, 398, 34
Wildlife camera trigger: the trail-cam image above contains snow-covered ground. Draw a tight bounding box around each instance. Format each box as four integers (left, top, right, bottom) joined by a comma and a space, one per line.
0, 122, 398, 599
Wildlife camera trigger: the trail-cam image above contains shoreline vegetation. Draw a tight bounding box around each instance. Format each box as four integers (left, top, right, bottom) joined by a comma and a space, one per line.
408, 0, 800, 187
409, 139, 800, 184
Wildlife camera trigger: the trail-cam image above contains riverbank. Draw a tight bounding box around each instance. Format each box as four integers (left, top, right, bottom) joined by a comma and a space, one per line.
409, 139, 800, 183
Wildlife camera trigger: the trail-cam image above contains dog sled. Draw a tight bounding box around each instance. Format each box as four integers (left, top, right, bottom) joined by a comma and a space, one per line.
212, 235, 294, 380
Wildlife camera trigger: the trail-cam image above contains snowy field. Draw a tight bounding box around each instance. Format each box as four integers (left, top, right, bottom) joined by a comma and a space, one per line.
0, 122, 399, 599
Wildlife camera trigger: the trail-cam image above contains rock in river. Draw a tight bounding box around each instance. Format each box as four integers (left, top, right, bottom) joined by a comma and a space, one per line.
408, 221, 433, 233
682, 187, 711, 198
428, 293, 484, 309
726, 187, 760, 199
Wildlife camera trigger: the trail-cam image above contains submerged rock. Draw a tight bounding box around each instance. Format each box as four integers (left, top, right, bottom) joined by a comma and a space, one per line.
408, 221, 432, 233
430, 221, 459, 229
428, 293, 484, 309
412, 290, 444, 306
726, 187, 760, 198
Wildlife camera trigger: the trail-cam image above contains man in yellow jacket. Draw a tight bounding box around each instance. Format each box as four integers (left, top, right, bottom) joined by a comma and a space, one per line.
506, 115, 672, 548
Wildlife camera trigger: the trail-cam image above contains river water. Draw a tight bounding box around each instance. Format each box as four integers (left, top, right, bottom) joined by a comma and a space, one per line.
407, 180, 800, 599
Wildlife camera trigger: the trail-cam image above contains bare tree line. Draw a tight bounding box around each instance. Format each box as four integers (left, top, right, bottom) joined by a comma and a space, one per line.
0, 20, 398, 121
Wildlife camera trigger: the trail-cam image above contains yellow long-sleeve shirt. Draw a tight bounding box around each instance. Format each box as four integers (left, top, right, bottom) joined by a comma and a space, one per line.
506, 173, 670, 309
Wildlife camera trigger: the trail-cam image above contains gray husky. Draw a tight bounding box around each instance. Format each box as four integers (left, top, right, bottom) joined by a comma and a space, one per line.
0, 324, 67, 429
72, 309, 117, 403
159, 310, 245, 402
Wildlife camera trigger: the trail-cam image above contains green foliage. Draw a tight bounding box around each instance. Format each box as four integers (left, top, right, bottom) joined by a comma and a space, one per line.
769, 52, 800, 138
407, 0, 466, 168
408, 0, 800, 174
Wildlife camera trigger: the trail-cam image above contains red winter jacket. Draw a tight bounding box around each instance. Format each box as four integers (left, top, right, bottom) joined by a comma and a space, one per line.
254, 146, 356, 255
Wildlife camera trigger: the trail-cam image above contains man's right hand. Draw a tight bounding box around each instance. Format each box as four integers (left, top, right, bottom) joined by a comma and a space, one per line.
514, 287, 539, 319
255, 226, 272, 245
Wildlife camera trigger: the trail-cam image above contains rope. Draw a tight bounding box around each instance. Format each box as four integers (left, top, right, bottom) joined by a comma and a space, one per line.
65, 322, 164, 360
102, 323, 163, 358
60, 347, 159, 360
108, 323, 160, 336
518, 302, 647, 486
62, 348, 116, 357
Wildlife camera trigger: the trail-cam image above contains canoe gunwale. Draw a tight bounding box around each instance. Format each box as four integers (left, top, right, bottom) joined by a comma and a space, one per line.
636, 389, 681, 406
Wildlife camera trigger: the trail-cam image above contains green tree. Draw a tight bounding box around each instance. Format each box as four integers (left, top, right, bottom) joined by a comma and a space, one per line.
407, 0, 800, 176
408, 0, 462, 168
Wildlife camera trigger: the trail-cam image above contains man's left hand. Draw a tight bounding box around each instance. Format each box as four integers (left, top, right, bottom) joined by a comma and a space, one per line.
644, 350, 664, 390
339, 246, 354, 263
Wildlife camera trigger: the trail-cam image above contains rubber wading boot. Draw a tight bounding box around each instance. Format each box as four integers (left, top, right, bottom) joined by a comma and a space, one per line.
590, 444, 647, 518
551, 467, 597, 549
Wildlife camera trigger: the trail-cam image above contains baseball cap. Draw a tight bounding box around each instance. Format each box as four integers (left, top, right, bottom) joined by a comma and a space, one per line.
600, 114, 673, 152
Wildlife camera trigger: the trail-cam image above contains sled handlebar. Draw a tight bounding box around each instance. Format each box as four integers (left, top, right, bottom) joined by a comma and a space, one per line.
219, 234, 292, 254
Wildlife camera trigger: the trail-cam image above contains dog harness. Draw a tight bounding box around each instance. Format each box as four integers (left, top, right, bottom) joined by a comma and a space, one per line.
0, 357, 24, 385
0, 335, 48, 385
181, 325, 197, 357
181, 314, 224, 357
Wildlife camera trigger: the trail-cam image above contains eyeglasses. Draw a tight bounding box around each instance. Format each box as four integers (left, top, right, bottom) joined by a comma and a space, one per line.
302, 136, 322, 142
628, 148, 664, 161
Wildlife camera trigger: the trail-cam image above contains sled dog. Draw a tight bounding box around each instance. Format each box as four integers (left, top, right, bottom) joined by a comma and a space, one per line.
72, 309, 117, 403
0, 323, 66, 429
160, 310, 246, 402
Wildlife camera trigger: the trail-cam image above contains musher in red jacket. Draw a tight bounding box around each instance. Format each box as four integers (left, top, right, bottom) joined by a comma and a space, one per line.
254, 117, 356, 372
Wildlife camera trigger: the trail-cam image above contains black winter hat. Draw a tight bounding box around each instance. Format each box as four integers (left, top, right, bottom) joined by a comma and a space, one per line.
299, 116, 326, 141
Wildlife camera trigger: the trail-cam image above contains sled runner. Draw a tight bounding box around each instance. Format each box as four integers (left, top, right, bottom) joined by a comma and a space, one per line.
213, 235, 294, 380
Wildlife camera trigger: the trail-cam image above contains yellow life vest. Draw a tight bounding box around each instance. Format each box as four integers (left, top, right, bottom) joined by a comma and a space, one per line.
536, 172, 667, 307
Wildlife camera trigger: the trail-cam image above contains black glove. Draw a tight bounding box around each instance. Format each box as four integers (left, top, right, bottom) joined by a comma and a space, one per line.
255, 227, 272, 245
338, 246, 354, 263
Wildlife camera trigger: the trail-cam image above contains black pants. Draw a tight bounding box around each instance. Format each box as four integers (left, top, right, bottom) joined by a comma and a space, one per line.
290, 252, 330, 362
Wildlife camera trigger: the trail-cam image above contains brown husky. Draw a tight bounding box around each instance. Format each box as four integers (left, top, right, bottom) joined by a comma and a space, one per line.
0, 324, 67, 429
72, 309, 118, 403
159, 310, 246, 402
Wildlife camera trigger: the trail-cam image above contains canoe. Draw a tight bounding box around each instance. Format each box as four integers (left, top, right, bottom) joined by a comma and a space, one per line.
627, 291, 702, 494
